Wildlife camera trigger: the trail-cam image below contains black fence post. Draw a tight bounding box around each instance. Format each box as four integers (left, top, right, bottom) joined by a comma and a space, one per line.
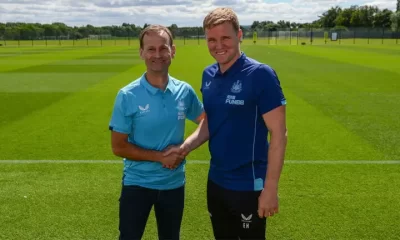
367, 28, 370, 44
197, 28, 200, 45
128, 30, 130, 46
382, 27, 384, 44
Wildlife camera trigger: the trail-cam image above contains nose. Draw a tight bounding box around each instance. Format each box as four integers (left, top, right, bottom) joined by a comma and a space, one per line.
155, 50, 161, 58
215, 41, 223, 50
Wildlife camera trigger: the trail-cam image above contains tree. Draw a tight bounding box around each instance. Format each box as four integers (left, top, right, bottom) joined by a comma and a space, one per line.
391, 11, 400, 31
373, 9, 393, 28
168, 24, 178, 37
335, 6, 358, 27
0, 23, 6, 39
276, 20, 290, 28
350, 10, 362, 27
250, 21, 260, 30
319, 6, 342, 28
350, 5, 378, 27
397, 0, 400, 12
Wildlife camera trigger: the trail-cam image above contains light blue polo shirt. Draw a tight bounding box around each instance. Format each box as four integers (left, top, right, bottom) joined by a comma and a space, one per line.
109, 73, 204, 190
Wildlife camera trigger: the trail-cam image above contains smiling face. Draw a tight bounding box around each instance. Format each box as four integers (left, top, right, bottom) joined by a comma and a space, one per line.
205, 22, 242, 71
203, 8, 242, 72
139, 26, 175, 74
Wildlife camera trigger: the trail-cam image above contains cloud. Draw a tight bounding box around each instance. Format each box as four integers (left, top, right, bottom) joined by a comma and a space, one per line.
92, 0, 192, 8
0, 0, 397, 27
212, 0, 241, 5
362, 0, 397, 10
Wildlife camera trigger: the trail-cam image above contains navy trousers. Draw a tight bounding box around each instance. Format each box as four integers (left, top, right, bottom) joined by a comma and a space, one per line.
119, 184, 185, 240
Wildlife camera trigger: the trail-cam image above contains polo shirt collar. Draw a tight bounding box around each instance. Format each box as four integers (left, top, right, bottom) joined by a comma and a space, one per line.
215, 52, 246, 77
140, 73, 177, 95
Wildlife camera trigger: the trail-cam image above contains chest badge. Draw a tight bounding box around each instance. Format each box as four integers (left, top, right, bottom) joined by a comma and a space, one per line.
231, 80, 242, 93
177, 100, 186, 120
203, 81, 211, 90
138, 104, 150, 114
177, 100, 185, 111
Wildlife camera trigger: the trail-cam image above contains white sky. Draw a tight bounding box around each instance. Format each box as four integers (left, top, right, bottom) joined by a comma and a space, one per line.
0, 0, 397, 27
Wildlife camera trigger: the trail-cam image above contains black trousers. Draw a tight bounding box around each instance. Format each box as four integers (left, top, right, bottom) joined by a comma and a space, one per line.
207, 179, 267, 240
119, 185, 184, 240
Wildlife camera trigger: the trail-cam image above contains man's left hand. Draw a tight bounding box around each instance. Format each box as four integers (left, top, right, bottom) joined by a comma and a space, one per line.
257, 188, 279, 218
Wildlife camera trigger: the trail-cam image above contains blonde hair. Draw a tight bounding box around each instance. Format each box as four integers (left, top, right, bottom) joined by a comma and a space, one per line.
139, 24, 174, 49
203, 8, 240, 33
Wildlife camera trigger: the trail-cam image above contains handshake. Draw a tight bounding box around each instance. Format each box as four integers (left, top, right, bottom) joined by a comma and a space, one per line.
160, 143, 191, 169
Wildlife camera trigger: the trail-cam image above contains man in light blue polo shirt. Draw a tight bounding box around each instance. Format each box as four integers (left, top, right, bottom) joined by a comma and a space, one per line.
109, 24, 204, 240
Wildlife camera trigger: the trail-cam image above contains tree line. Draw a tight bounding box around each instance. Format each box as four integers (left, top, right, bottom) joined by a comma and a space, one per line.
0, 2, 399, 41
251, 2, 400, 31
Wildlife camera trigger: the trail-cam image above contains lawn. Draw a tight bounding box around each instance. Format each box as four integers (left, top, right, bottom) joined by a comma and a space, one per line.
0, 40, 399, 239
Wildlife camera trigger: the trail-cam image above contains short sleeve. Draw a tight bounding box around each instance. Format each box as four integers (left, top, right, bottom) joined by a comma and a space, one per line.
185, 84, 204, 122
200, 70, 206, 93
108, 90, 135, 134
255, 64, 286, 115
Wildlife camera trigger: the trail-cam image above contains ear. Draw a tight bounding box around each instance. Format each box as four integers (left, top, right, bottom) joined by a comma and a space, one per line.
171, 44, 176, 58
237, 28, 243, 40
139, 48, 144, 60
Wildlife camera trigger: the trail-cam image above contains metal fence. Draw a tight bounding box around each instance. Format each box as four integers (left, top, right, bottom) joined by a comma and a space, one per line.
0, 27, 399, 46
240, 27, 400, 45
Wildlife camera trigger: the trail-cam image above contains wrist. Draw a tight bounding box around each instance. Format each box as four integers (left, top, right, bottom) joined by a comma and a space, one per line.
182, 141, 192, 153
152, 151, 163, 162
264, 180, 279, 191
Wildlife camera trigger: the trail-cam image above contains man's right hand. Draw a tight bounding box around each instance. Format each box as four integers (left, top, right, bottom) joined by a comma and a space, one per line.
161, 144, 190, 169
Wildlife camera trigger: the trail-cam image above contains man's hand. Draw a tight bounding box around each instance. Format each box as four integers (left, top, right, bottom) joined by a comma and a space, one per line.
257, 188, 279, 218
162, 144, 191, 169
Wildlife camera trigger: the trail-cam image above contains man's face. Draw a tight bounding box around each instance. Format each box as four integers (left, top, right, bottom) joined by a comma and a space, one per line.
140, 31, 175, 73
205, 22, 242, 67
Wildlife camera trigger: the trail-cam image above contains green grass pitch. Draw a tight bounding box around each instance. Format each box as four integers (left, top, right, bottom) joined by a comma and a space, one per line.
0, 39, 399, 239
